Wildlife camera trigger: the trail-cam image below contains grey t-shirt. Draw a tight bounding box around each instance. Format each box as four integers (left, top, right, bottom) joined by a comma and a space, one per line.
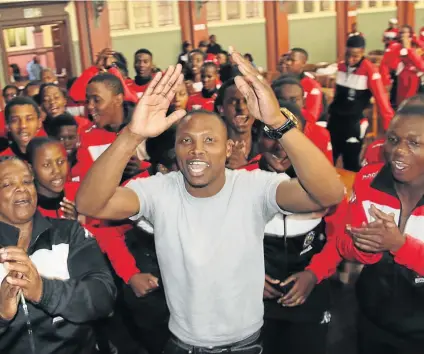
127, 168, 289, 346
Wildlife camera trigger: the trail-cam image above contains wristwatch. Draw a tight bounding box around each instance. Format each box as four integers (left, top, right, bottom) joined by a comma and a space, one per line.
263, 108, 299, 140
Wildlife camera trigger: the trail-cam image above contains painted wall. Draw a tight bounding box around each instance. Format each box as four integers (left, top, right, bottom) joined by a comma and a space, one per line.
357, 9, 397, 52
416, 8, 424, 34
209, 22, 267, 69
289, 15, 337, 63
112, 30, 181, 78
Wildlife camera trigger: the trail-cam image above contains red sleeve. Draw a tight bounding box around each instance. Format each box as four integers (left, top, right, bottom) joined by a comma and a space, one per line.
403, 48, 424, 71
107, 67, 139, 103
367, 63, 395, 131
392, 235, 424, 276
87, 224, 140, 283
303, 80, 323, 123
336, 174, 383, 264
318, 129, 334, 164
305, 200, 346, 283
379, 49, 394, 87
69, 66, 99, 103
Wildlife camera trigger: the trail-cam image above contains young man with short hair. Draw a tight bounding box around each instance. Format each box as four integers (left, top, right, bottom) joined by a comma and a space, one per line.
328, 35, 394, 172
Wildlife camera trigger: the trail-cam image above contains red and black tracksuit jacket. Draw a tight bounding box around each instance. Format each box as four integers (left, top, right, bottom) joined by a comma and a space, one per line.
383, 27, 399, 48
337, 163, 424, 341
361, 138, 385, 167
380, 42, 424, 106
329, 58, 394, 131
126, 75, 156, 99
243, 128, 341, 322
186, 89, 217, 112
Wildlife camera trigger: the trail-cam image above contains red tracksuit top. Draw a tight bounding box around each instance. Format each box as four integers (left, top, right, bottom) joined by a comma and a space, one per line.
337, 162, 424, 274
69, 66, 138, 104
89, 169, 152, 283
186, 91, 217, 112
75, 124, 150, 182
380, 42, 424, 105
361, 138, 385, 167
383, 27, 399, 47
37, 182, 80, 219
304, 122, 333, 164
300, 73, 324, 123
125, 77, 154, 99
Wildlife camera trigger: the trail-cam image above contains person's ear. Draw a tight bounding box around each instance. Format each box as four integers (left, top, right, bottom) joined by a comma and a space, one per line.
114, 93, 124, 108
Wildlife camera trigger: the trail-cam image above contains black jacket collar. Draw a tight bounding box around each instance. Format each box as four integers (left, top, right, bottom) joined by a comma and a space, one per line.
9, 140, 27, 161
37, 191, 65, 211
370, 163, 424, 207
0, 211, 51, 249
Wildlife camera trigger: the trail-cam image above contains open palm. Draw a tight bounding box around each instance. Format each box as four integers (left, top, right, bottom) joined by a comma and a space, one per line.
128, 64, 187, 139
230, 49, 285, 129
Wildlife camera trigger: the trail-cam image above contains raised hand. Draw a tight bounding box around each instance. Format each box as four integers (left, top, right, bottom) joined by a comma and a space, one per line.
127, 64, 187, 140
230, 47, 286, 129
0, 247, 43, 303
95, 48, 114, 71
60, 198, 78, 220
0, 271, 23, 320
226, 141, 248, 169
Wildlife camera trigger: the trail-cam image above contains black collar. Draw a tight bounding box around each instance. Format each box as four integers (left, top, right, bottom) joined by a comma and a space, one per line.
9, 140, 27, 161
201, 87, 217, 98
134, 75, 152, 86
37, 191, 64, 211
370, 163, 424, 207
0, 211, 51, 249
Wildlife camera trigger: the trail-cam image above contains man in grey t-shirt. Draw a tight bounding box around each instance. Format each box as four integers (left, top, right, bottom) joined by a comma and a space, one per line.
76, 50, 344, 353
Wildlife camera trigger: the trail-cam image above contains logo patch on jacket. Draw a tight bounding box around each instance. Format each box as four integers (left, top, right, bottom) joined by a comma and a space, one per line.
84, 228, 93, 239
303, 231, 315, 248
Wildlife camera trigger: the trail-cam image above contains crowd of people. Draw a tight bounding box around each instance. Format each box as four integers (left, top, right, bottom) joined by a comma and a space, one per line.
0, 23, 423, 354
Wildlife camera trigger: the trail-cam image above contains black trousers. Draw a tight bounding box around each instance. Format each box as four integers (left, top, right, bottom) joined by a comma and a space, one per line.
262, 319, 328, 354
163, 331, 262, 354
357, 312, 424, 354
328, 118, 362, 172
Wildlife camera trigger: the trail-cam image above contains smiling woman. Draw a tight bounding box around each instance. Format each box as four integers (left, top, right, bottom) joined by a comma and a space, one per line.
0, 155, 116, 354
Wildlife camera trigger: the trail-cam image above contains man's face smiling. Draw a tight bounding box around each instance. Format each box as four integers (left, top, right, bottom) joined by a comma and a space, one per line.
175, 113, 232, 198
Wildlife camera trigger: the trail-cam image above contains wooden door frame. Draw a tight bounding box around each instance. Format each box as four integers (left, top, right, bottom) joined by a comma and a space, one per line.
0, 1, 75, 85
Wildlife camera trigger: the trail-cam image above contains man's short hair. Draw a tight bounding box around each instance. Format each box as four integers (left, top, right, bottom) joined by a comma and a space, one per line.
4, 97, 40, 123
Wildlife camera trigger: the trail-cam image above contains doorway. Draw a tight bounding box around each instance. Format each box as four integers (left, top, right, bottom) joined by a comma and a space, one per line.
3, 22, 72, 88
0, 1, 75, 89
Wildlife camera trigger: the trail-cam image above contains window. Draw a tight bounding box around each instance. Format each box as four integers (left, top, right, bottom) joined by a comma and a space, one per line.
303, 1, 315, 13
133, 2, 152, 28
227, 1, 241, 20
4, 27, 34, 51
207, 1, 221, 22
286, 1, 299, 14
246, 1, 262, 18
108, 1, 129, 31
108, 0, 179, 34
368, 1, 377, 8
288, 0, 335, 16
320, 1, 332, 11
157, 1, 175, 27
207, 0, 264, 23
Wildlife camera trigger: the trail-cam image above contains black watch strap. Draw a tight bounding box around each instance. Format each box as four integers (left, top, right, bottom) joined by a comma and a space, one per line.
263, 119, 296, 140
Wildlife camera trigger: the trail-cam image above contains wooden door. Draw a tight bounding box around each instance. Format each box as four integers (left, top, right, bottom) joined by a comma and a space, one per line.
51, 22, 71, 86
